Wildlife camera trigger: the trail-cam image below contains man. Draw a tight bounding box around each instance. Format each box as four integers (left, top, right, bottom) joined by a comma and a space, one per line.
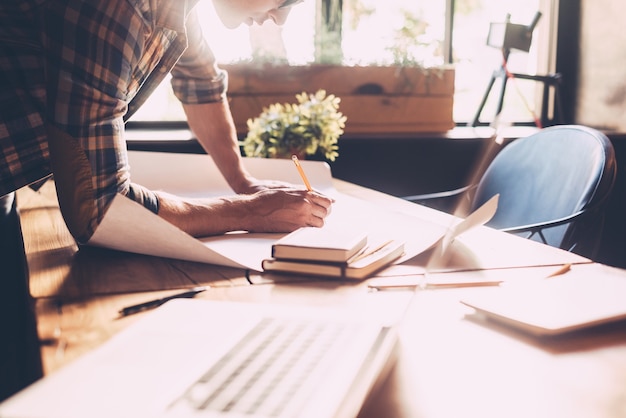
1, 0, 331, 244
0, 0, 328, 400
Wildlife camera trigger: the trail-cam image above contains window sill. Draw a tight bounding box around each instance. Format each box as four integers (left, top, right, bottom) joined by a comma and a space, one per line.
125, 125, 539, 146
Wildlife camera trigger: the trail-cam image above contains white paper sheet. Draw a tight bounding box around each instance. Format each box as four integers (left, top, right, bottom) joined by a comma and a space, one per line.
88, 151, 448, 271
125, 151, 335, 198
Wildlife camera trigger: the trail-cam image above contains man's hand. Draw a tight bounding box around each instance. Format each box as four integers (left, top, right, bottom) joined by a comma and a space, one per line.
240, 188, 333, 232
230, 176, 302, 195
179, 101, 334, 235
156, 187, 334, 237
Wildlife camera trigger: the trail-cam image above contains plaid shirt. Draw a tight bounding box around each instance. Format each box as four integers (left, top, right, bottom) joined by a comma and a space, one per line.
0, 0, 227, 242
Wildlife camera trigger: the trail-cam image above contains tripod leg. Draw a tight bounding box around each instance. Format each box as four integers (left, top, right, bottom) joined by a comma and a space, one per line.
541, 81, 550, 127
494, 69, 509, 120
553, 81, 564, 125
470, 71, 498, 127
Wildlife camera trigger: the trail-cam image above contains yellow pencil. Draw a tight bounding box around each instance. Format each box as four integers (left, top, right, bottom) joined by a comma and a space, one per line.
545, 263, 572, 278
292, 155, 312, 191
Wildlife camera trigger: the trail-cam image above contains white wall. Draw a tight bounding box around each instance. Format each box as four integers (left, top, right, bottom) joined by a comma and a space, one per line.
576, 0, 626, 131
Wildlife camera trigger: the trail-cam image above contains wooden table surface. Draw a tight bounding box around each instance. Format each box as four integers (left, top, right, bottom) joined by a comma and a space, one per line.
17, 178, 626, 418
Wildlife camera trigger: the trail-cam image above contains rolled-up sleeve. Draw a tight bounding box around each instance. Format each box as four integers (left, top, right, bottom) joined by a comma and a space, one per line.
170, 7, 228, 104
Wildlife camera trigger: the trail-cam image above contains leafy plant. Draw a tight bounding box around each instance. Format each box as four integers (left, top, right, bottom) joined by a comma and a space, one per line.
242, 90, 346, 161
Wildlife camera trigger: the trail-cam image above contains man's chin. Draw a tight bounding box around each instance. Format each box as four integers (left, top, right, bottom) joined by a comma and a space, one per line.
212, 5, 242, 29
216, 15, 241, 29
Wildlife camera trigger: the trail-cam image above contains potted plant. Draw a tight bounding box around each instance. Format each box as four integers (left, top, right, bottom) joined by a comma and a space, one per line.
241, 90, 346, 161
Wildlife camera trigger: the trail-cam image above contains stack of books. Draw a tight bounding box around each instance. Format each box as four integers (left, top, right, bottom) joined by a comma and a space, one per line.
262, 227, 404, 280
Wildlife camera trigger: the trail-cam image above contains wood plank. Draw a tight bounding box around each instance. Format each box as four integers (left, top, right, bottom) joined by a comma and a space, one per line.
223, 63, 454, 135
230, 95, 454, 135
223, 64, 455, 96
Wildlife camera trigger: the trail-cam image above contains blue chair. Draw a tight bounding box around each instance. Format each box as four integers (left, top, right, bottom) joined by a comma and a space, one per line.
404, 125, 617, 259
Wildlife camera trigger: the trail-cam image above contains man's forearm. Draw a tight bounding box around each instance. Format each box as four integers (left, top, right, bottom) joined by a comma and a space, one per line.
183, 100, 253, 193
155, 191, 253, 237
155, 188, 333, 237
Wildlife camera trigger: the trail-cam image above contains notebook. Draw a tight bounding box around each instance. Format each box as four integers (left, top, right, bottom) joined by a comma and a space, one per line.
270, 227, 368, 263
461, 269, 626, 336
263, 239, 405, 280
0, 296, 412, 418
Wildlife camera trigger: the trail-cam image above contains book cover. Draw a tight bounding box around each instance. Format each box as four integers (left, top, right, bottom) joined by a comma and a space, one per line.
271, 227, 368, 263
263, 240, 405, 280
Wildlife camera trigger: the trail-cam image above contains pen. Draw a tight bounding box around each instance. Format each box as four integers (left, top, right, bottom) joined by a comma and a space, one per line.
292, 155, 312, 191
118, 286, 208, 317
368, 280, 502, 291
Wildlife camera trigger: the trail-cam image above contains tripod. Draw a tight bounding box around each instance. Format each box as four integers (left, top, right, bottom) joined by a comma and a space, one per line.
469, 12, 563, 128
469, 49, 563, 128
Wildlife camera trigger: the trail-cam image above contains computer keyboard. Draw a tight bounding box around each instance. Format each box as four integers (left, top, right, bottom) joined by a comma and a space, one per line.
175, 317, 364, 417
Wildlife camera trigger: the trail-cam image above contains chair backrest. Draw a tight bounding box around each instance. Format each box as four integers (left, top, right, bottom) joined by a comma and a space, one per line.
470, 125, 617, 258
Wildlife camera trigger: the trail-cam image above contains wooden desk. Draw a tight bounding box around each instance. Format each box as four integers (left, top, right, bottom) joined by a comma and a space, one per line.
17, 179, 626, 418
362, 264, 626, 418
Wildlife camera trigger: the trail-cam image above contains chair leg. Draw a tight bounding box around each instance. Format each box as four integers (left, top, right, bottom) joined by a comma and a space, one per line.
0, 192, 43, 402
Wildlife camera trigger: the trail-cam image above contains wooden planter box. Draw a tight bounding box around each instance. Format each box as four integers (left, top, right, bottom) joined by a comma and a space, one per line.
222, 63, 455, 136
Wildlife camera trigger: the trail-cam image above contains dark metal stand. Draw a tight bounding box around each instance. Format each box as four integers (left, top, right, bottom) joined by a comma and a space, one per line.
470, 48, 563, 128
470, 12, 563, 128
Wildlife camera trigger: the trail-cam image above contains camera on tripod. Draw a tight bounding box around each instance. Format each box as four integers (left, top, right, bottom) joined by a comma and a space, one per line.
486, 11, 542, 53
470, 11, 563, 128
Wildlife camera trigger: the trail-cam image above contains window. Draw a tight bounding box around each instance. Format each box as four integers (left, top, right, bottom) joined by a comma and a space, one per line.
130, 0, 556, 127
453, 0, 552, 125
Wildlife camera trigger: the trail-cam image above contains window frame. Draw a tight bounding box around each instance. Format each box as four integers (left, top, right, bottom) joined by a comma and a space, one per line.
127, 0, 573, 132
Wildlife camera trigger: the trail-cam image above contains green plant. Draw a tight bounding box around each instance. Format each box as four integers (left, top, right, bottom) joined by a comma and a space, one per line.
242, 90, 346, 161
